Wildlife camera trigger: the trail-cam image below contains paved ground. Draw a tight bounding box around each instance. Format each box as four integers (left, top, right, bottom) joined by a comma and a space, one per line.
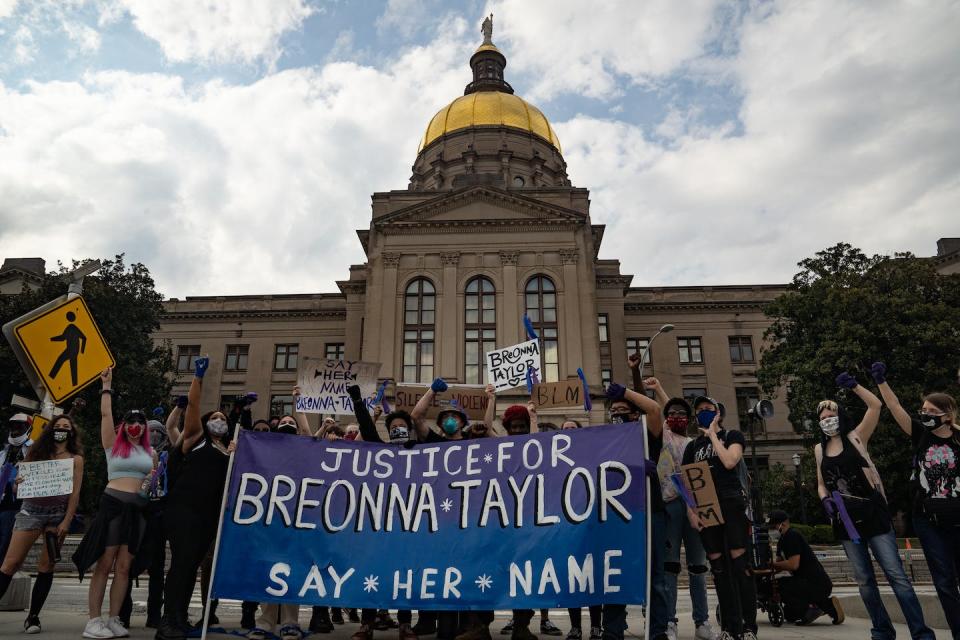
0, 580, 951, 639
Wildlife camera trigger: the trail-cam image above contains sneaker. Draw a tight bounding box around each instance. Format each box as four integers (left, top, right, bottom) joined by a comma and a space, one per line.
280, 624, 303, 640
83, 617, 115, 639
352, 624, 375, 640
400, 623, 419, 640
332, 609, 346, 625
24, 616, 41, 634
743, 631, 758, 640
797, 607, 823, 626
107, 617, 129, 638
246, 629, 268, 640
376, 612, 399, 630
153, 615, 186, 640
565, 629, 582, 640
455, 625, 493, 640
348, 609, 362, 623
830, 597, 845, 625
717, 633, 736, 640
540, 621, 562, 637
665, 622, 678, 640
500, 621, 514, 636
310, 608, 334, 634
588, 627, 601, 640
510, 625, 538, 640
694, 622, 717, 640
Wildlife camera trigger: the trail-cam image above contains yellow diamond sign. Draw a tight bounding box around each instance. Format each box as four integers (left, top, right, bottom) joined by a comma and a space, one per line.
13, 296, 115, 403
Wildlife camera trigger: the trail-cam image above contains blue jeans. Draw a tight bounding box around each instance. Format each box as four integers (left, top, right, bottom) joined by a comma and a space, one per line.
663, 498, 709, 626
913, 515, 960, 639
841, 530, 935, 640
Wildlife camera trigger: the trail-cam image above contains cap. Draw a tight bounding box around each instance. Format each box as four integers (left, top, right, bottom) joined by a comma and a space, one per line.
768, 510, 789, 526
692, 396, 719, 412
436, 408, 468, 425
9, 413, 30, 423
147, 420, 165, 432
502, 404, 530, 425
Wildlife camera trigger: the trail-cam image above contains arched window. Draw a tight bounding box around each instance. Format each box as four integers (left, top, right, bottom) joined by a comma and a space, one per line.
525, 275, 559, 382
465, 277, 496, 384
403, 278, 435, 383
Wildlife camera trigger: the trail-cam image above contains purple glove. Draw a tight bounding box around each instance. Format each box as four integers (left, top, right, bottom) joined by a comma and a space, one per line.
870, 362, 887, 384
836, 372, 857, 389
605, 383, 627, 401
821, 496, 837, 518
431, 378, 448, 393
244, 392, 258, 404
175, 395, 188, 409
194, 356, 210, 379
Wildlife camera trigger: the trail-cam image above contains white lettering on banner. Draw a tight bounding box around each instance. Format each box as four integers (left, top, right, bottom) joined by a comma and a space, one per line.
266, 563, 291, 596
603, 550, 623, 594
486, 339, 542, 392
296, 357, 381, 415
567, 554, 595, 594
268, 564, 356, 599
508, 553, 617, 597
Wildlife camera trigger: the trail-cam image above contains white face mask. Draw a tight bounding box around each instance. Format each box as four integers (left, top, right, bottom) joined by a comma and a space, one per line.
7, 432, 29, 447
819, 416, 840, 437
207, 418, 228, 436
389, 424, 409, 444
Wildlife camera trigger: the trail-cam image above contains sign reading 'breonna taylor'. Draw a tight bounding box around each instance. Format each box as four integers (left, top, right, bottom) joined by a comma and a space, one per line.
486, 339, 542, 392
211, 424, 648, 610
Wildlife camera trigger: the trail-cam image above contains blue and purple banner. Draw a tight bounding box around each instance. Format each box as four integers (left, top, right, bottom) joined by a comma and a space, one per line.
211, 424, 648, 610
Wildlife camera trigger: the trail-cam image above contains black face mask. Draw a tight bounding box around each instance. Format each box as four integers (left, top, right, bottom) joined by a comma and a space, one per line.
53, 429, 71, 443
919, 412, 946, 432
277, 423, 298, 435
611, 413, 633, 424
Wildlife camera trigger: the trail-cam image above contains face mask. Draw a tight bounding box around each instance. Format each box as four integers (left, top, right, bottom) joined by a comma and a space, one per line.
819, 416, 840, 437
696, 411, 717, 428
919, 412, 945, 431
125, 422, 145, 441
7, 431, 29, 447
666, 415, 689, 435
206, 418, 228, 436
610, 413, 630, 424
53, 428, 70, 443
389, 424, 409, 444
277, 421, 298, 435
442, 417, 460, 435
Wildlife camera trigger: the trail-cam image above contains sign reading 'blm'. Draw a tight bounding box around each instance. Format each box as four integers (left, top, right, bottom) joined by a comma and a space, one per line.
486, 339, 542, 393
295, 357, 381, 415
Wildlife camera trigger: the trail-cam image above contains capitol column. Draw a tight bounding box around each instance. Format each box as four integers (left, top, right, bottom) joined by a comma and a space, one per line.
440, 252, 460, 379
376, 252, 401, 373
500, 251, 521, 346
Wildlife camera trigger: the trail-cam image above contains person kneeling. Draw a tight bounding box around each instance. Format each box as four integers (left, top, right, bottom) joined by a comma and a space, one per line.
769, 511, 843, 626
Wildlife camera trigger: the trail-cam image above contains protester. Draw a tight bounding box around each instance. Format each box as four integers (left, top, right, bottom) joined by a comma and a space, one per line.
0, 414, 83, 633
681, 395, 757, 640
767, 510, 843, 625
155, 356, 231, 640
642, 376, 715, 640
873, 362, 960, 638
73, 368, 152, 639
251, 419, 271, 433
814, 372, 934, 640
0, 413, 33, 561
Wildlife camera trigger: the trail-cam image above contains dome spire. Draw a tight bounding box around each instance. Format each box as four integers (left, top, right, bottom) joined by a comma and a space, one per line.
464, 14, 513, 95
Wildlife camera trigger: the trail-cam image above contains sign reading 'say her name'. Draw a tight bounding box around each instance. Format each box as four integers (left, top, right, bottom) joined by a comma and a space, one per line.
211, 424, 649, 610
295, 357, 381, 415
486, 339, 542, 392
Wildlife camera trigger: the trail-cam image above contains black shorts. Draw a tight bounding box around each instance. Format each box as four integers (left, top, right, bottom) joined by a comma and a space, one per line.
699, 496, 750, 554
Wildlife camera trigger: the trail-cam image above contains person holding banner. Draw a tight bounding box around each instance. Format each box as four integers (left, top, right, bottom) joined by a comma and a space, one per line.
72, 368, 153, 639
812, 372, 934, 640
0, 414, 83, 633
411, 378, 467, 442
155, 357, 232, 640
681, 396, 756, 640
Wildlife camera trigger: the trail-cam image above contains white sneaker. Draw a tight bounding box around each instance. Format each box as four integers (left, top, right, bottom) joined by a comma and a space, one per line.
82, 617, 115, 639
742, 631, 757, 640
106, 617, 128, 638
666, 621, 678, 640
694, 622, 718, 640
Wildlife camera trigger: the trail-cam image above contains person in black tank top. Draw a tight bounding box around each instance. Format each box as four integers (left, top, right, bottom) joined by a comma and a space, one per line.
155, 357, 231, 640
815, 371, 934, 640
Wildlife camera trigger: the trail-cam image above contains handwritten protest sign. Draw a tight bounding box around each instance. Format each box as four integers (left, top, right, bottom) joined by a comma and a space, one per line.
679, 461, 724, 527
295, 357, 381, 415
486, 339, 542, 392
532, 380, 582, 409
212, 424, 648, 610
394, 385, 488, 421
17, 458, 74, 499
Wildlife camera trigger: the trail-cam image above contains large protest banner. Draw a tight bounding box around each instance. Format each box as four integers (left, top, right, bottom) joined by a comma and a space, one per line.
211, 424, 648, 610
295, 357, 381, 415
394, 385, 488, 421
486, 339, 542, 392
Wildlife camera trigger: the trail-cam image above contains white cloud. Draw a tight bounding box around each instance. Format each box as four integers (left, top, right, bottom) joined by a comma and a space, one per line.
12, 24, 34, 63
62, 19, 101, 54
0, 19, 475, 297
115, 0, 313, 65
0, 0, 19, 20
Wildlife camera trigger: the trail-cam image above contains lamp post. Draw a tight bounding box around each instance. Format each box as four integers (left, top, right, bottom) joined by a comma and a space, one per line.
793, 453, 808, 524
638, 323, 674, 375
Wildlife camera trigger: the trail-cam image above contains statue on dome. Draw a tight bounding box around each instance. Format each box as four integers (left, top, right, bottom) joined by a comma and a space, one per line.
481, 14, 493, 44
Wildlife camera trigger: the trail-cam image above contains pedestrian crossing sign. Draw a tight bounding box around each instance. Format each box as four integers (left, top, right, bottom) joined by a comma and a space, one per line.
13, 296, 115, 403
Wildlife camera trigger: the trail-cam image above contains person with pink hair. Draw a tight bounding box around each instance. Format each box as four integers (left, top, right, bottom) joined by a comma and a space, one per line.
73, 367, 154, 639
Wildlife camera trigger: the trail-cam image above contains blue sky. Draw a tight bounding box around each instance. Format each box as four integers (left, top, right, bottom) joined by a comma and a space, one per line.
1, 1, 957, 297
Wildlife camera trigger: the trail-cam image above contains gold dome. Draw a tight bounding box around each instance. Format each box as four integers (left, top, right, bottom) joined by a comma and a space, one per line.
418, 91, 561, 153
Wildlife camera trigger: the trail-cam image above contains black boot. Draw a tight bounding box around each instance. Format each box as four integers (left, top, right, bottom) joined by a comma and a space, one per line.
332, 608, 345, 625
241, 601, 259, 630
310, 607, 334, 633
154, 614, 186, 640
413, 612, 437, 636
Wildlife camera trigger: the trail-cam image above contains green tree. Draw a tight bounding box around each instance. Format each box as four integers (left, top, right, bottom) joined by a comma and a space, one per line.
758, 243, 960, 524
1, 255, 174, 513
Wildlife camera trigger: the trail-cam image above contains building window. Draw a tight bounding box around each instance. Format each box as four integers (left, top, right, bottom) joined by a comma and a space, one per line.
176, 345, 201, 372
598, 314, 609, 343
601, 369, 612, 387
525, 275, 559, 382
626, 337, 650, 364
224, 345, 248, 371
274, 344, 298, 371
683, 388, 708, 404
325, 343, 345, 361
219, 395, 236, 414
465, 276, 496, 384
678, 337, 703, 364
736, 387, 762, 431
403, 278, 435, 383
729, 336, 755, 363
271, 395, 294, 417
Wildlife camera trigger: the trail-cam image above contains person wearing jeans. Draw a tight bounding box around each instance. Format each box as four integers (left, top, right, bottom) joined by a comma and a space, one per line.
663, 498, 711, 634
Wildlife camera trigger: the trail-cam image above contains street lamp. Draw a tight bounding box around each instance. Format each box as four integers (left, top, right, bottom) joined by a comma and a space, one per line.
638, 323, 674, 374
793, 453, 808, 525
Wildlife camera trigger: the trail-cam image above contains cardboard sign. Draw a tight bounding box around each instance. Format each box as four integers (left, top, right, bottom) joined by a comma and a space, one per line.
394, 385, 488, 421
295, 357, 381, 415
679, 461, 725, 527
531, 380, 582, 409
16, 458, 74, 499
486, 339, 542, 392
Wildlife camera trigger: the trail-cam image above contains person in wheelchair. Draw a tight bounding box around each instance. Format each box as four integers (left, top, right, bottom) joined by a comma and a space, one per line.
768, 511, 844, 625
